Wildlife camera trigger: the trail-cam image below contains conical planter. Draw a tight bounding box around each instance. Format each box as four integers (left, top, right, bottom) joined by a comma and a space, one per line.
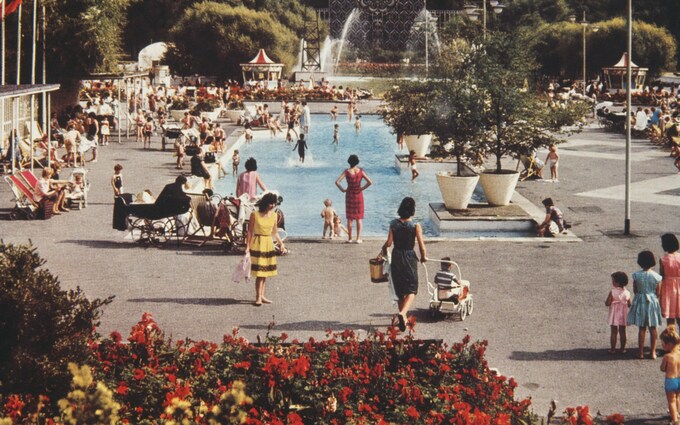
479, 170, 520, 206
436, 172, 480, 210
403, 134, 432, 157
224, 109, 244, 123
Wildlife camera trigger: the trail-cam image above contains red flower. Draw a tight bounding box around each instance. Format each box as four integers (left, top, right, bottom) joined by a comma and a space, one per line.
110, 331, 122, 342
605, 414, 625, 425
405, 406, 420, 419
133, 368, 145, 380
116, 382, 129, 395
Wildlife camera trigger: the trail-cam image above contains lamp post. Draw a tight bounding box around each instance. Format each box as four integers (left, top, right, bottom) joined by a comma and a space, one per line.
464, 1, 505, 40
624, 0, 632, 235
569, 12, 599, 95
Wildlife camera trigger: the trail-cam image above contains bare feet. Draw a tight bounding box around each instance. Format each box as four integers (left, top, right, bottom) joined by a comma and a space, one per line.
253, 301, 262, 307
261, 297, 272, 304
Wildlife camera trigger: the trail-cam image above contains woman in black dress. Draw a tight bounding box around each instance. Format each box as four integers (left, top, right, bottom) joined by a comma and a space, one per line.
381, 197, 427, 331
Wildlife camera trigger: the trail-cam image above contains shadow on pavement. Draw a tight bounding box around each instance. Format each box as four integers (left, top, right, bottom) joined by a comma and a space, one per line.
509, 348, 646, 362
128, 297, 250, 306
60, 239, 143, 249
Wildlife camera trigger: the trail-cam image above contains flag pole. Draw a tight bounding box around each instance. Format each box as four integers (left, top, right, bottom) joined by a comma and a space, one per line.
15, 1, 21, 85
2, 0, 6, 85
30, 0, 35, 84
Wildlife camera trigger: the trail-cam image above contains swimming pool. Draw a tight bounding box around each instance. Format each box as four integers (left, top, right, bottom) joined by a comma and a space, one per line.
216, 115, 464, 237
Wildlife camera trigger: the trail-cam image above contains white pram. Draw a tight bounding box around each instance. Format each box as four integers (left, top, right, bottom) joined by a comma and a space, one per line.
424, 259, 473, 320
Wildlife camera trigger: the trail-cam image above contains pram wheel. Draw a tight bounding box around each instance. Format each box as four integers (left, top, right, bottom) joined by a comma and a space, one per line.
466, 297, 474, 316
130, 219, 149, 243
459, 303, 468, 321
151, 219, 173, 245
8, 210, 18, 220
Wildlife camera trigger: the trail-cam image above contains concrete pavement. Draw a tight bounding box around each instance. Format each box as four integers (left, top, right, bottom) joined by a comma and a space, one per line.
0, 116, 677, 421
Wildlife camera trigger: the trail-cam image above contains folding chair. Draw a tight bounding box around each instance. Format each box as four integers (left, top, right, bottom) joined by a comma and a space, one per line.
518, 154, 543, 181
4, 174, 40, 219
182, 192, 219, 246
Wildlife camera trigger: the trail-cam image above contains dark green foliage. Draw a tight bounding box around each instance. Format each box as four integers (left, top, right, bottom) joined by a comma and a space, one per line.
0, 242, 113, 401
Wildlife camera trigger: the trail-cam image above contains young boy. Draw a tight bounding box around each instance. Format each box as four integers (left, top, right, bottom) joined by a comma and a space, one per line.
434, 257, 462, 303
355, 115, 362, 135
332, 124, 339, 145
320, 199, 336, 239
232, 149, 240, 176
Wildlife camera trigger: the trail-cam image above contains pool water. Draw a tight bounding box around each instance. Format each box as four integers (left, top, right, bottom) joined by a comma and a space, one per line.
217, 115, 451, 237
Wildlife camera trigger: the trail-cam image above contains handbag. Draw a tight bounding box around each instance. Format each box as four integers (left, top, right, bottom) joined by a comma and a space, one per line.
204, 152, 216, 163
232, 252, 251, 283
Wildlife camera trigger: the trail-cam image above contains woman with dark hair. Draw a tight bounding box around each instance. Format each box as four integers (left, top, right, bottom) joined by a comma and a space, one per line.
246, 192, 285, 306
660, 233, 680, 325
335, 154, 372, 243
236, 157, 267, 201
380, 197, 427, 332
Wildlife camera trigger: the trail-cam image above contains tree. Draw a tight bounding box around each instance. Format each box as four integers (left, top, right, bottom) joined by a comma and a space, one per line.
533, 18, 677, 80
0, 243, 113, 402
165, 2, 300, 80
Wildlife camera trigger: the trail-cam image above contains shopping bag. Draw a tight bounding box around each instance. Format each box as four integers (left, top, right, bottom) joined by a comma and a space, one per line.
232, 253, 251, 283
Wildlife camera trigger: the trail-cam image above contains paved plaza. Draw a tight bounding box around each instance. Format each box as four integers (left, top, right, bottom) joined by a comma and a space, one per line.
1, 115, 678, 421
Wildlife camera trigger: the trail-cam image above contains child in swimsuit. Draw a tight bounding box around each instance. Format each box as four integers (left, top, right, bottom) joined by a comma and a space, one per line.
408, 150, 419, 182
545, 144, 559, 182
232, 149, 240, 176
661, 324, 680, 424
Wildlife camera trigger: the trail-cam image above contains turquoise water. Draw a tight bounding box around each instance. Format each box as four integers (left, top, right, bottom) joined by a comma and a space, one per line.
216, 115, 447, 237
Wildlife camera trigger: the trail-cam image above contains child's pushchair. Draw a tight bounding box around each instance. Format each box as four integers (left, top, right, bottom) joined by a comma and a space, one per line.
423, 259, 473, 320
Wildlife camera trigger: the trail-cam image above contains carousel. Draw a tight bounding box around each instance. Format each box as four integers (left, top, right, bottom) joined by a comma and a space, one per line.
240, 49, 284, 90
602, 53, 648, 92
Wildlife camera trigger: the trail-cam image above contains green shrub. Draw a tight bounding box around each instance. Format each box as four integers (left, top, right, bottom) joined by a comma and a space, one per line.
0, 243, 113, 402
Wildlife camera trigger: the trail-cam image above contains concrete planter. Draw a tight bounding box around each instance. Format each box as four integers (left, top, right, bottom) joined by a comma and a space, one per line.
404, 134, 432, 157
169, 109, 189, 121
436, 172, 480, 210
479, 170, 520, 206
224, 109, 244, 123
200, 108, 222, 122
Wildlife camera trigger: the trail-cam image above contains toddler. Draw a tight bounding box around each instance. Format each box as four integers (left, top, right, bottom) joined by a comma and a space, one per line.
627, 250, 664, 359
434, 257, 462, 303
332, 123, 339, 145
545, 144, 559, 182
111, 163, 123, 197
232, 149, 240, 176
661, 325, 680, 424
320, 199, 336, 239
605, 271, 631, 354
100, 119, 110, 145
330, 105, 338, 121
332, 215, 348, 239
355, 115, 362, 134
408, 150, 419, 182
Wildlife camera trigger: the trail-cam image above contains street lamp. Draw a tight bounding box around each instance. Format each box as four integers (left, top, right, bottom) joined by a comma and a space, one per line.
569, 12, 599, 95
463, 1, 505, 39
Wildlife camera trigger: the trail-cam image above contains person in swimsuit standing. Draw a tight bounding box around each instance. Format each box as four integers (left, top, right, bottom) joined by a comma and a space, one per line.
111, 164, 124, 197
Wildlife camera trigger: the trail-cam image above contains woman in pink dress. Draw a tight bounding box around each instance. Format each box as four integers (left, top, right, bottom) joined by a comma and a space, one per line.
660, 233, 680, 326
335, 154, 372, 243
236, 157, 267, 201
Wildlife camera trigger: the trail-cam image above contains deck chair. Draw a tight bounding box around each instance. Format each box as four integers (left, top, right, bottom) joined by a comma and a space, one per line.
19, 169, 39, 190
17, 139, 47, 169
182, 192, 219, 246
518, 154, 543, 181
4, 173, 40, 219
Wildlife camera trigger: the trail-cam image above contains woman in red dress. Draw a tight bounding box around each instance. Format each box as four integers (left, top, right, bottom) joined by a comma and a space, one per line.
335, 154, 372, 243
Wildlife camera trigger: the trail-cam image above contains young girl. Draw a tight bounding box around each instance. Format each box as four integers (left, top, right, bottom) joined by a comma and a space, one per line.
111, 164, 123, 197
627, 250, 664, 359
408, 150, 419, 182
660, 325, 680, 424
545, 144, 559, 182
605, 271, 631, 354
100, 119, 110, 145
143, 117, 154, 149
232, 149, 240, 176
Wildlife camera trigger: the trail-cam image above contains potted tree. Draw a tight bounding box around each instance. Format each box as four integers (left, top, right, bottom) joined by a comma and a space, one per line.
168, 96, 190, 121
473, 33, 589, 206
381, 81, 437, 157
429, 42, 488, 210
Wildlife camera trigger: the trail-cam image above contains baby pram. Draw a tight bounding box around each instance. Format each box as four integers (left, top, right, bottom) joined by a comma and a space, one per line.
424, 259, 474, 320
113, 191, 191, 245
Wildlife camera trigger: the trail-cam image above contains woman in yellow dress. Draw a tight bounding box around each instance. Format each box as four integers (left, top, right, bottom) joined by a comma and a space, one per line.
246, 192, 285, 306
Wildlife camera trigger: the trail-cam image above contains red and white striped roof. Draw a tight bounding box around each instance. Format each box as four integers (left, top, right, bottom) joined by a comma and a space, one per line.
248, 49, 280, 65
